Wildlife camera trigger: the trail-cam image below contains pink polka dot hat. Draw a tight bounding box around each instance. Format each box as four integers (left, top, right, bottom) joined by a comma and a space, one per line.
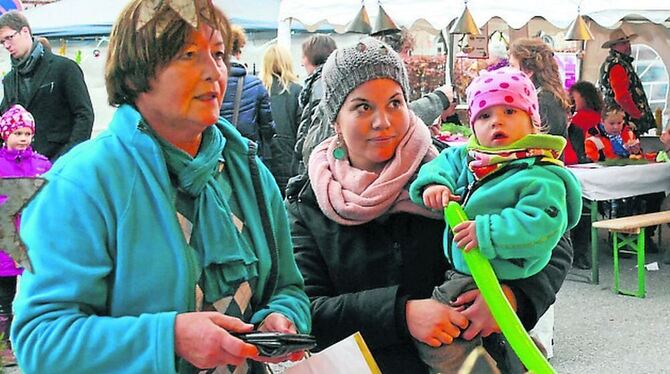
0, 104, 35, 141
465, 67, 541, 128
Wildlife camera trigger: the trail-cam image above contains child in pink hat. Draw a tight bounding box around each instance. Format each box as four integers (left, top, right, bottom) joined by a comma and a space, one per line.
0, 104, 51, 366
0, 104, 52, 177
409, 67, 582, 372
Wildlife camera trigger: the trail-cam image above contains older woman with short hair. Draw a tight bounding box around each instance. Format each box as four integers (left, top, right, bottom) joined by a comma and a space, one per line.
12, 1, 310, 373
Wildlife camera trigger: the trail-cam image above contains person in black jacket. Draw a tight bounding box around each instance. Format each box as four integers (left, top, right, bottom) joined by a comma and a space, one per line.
0, 11, 94, 161
287, 37, 573, 374
292, 34, 337, 175
260, 44, 302, 196
220, 25, 275, 166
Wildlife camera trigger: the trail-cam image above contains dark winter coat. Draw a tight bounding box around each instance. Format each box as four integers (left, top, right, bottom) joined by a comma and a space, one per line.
293, 66, 324, 175
220, 61, 275, 162
1, 48, 94, 161
286, 174, 573, 374
268, 78, 302, 195
537, 87, 568, 137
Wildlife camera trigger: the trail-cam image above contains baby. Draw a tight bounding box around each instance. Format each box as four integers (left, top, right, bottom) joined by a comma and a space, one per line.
409, 67, 582, 373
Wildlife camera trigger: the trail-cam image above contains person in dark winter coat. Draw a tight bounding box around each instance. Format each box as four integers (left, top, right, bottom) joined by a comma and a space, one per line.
0, 11, 94, 162
292, 34, 337, 175
287, 37, 573, 374
260, 44, 302, 195
220, 25, 275, 165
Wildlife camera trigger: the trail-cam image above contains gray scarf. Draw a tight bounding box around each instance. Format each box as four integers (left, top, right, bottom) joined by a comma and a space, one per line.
12, 40, 44, 76
10, 41, 45, 105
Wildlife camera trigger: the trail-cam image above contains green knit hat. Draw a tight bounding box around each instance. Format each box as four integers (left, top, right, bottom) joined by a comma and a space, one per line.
320, 37, 410, 124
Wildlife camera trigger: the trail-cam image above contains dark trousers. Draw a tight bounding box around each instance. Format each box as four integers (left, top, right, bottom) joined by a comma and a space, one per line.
571, 199, 592, 262
0, 276, 17, 342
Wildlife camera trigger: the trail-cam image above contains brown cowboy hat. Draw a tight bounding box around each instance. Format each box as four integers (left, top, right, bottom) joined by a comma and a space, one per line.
601, 28, 638, 48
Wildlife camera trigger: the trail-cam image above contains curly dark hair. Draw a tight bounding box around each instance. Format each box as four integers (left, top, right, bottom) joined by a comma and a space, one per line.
569, 81, 604, 112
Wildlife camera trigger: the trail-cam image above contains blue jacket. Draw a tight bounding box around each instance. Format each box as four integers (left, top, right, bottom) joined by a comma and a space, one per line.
410, 145, 582, 280
220, 61, 275, 161
12, 105, 310, 373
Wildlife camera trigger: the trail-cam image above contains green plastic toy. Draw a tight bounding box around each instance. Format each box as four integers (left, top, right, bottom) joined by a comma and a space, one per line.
444, 202, 555, 374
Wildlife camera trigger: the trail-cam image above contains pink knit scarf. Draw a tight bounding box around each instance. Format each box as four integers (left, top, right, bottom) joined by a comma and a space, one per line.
308, 112, 441, 226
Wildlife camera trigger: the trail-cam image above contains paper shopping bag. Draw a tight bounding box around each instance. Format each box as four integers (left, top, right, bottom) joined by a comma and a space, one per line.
284, 332, 381, 374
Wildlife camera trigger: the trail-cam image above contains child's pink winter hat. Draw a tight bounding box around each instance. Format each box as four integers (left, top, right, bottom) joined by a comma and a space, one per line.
0, 104, 35, 141
465, 67, 541, 128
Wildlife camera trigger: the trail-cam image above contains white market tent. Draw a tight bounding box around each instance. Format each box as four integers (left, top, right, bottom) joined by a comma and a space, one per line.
279, 0, 670, 122
12, 0, 670, 129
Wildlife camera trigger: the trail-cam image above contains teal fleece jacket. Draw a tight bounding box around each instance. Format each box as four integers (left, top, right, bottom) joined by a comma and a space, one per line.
409, 145, 582, 280
12, 105, 310, 373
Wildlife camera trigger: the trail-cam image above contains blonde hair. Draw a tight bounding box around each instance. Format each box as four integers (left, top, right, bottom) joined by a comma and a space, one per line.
105, 0, 231, 106
260, 44, 299, 93
602, 104, 625, 121
509, 38, 571, 111
230, 25, 246, 55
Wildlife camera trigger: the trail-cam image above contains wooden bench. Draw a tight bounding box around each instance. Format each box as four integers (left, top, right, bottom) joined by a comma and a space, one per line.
593, 211, 670, 298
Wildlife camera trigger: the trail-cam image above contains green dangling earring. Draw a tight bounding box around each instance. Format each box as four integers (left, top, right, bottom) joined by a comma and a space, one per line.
333, 133, 347, 160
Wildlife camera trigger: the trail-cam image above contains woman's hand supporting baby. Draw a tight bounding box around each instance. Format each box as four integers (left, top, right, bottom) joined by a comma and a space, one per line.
406, 299, 469, 347
450, 286, 518, 340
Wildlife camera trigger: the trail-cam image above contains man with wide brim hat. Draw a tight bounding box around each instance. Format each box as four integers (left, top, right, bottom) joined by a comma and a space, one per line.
598, 27, 654, 136
601, 28, 638, 49
599, 27, 664, 254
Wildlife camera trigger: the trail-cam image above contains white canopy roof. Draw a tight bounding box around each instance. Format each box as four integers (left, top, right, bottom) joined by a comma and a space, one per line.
23, 0, 670, 37
279, 0, 670, 31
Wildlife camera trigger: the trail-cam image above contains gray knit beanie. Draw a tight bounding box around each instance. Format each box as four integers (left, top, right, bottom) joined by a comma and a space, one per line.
321, 37, 410, 124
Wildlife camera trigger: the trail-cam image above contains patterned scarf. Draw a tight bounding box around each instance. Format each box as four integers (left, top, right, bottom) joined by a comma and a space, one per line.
598, 123, 629, 158
466, 134, 566, 181
298, 65, 323, 108
144, 123, 259, 303
308, 112, 441, 225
